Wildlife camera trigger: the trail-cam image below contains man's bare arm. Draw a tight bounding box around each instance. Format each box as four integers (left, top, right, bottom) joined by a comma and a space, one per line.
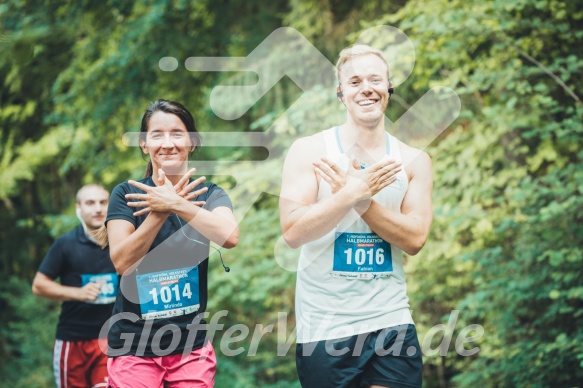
279, 136, 358, 248
279, 136, 400, 248
32, 272, 102, 302
361, 150, 433, 255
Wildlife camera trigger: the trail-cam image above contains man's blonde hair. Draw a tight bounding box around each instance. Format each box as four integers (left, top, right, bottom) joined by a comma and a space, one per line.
335, 44, 390, 83
76, 184, 108, 203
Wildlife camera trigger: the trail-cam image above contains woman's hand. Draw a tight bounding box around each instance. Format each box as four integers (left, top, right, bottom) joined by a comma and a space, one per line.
173, 168, 208, 205
125, 169, 208, 216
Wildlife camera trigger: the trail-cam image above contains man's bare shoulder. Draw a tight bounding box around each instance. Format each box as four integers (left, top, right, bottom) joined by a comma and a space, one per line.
285, 132, 326, 165
394, 137, 432, 178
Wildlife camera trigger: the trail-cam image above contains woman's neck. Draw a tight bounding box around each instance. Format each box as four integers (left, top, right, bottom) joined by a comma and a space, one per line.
151, 168, 187, 186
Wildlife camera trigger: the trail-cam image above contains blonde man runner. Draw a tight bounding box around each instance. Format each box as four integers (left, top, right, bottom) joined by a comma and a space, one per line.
279, 44, 432, 388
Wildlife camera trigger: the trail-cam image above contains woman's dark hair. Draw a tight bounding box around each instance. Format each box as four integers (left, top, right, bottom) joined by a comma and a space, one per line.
140, 99, 202, 178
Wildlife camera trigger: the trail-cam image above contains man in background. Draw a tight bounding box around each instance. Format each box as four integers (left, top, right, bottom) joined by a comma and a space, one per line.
33, 184, 117, 388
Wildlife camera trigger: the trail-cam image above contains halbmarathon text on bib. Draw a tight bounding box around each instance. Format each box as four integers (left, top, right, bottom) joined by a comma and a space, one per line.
332, 232, 393, 279
82, 273, 118, 304
136, 266, 200, 320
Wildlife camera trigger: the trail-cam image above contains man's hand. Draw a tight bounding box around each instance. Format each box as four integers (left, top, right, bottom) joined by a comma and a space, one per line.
347, 158, 402, 200
313, 157, 402, 200
79, 282, 102, 302
313, 157, 346, 194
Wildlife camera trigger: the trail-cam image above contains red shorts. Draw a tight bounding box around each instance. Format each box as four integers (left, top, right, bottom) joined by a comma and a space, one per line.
107, 341, 216, 388
53, 338, 109, 388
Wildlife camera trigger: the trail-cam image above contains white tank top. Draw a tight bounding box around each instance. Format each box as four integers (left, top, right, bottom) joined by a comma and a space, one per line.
295, 127, 413, 343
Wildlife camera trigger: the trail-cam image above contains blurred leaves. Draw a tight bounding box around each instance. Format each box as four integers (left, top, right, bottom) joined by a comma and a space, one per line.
0, 0, 582, 386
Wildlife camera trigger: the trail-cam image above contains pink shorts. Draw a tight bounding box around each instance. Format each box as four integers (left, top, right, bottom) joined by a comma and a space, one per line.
107, 341, 216, 388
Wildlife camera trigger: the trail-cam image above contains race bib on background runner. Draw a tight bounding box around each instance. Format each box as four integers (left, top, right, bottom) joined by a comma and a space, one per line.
136, 266, 200, 320
332, 232, 393, 279
82, 273, 118, 304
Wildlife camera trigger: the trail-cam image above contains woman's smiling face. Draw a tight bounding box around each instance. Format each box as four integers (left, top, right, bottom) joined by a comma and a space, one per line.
140, 111, 195, 175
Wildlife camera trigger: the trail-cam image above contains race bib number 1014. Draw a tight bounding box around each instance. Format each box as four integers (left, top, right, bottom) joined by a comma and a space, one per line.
136, 266, 200, 320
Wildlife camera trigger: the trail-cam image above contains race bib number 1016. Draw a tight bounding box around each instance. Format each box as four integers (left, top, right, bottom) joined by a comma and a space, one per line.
332, 232, 393, 279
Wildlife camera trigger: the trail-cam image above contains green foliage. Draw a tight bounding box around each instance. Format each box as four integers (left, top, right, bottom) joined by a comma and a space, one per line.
208, 198, 300, 385
380, 0, 583, 385
0, 277, 59, 387
1, 0, 581, 386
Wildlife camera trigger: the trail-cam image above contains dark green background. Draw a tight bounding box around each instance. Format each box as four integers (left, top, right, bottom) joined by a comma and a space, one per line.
0, 0, 581, 386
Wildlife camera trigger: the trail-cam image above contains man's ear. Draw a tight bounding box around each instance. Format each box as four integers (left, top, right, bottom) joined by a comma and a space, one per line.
336, 85, 345, 104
